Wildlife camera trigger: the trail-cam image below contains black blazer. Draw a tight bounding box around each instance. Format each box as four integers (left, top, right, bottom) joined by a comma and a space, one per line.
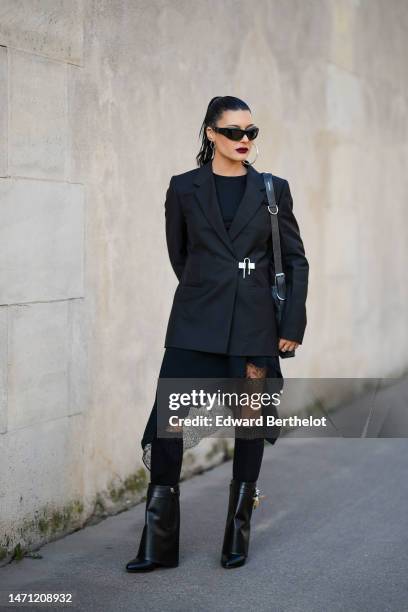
163, 160, 309, 356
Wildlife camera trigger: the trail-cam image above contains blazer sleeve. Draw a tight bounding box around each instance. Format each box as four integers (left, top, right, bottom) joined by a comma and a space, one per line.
165, 175, 188, 282
276, 179, 309, 344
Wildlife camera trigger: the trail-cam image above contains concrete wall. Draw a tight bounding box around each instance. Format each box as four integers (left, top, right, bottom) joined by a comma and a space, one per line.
1, 0, 407, 558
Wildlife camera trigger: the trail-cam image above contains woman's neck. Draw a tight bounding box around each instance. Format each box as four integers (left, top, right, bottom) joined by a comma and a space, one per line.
211, 157, 247, 177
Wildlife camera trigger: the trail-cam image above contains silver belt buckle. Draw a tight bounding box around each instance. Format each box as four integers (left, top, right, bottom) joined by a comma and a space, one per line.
238, 257, 255, 279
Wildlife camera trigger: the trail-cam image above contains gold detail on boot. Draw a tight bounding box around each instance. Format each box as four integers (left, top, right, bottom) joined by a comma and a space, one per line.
253, 487, 266, 509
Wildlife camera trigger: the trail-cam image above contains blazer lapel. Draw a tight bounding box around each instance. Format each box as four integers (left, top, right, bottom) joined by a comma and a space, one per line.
193, 161, 236, 257
228, 164, 266, 242
193, 160, 266, 255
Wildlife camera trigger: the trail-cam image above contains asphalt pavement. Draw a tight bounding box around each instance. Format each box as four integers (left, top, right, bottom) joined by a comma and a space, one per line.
1, 437, 407, 612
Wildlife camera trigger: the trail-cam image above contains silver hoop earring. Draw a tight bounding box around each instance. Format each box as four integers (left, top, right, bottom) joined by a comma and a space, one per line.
243, 142, 259, 166
211, 141, 216, 159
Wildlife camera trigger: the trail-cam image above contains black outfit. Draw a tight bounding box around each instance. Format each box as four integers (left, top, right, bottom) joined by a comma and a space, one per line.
127, 162, 308, 573
163, 160, 308, 354
141, 162, 309, 485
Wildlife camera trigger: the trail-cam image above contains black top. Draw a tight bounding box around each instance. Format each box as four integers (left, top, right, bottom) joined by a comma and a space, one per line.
213, 172, 247, 231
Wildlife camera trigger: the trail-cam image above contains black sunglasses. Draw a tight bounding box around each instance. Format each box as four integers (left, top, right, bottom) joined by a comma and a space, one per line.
212, 126, 259, 141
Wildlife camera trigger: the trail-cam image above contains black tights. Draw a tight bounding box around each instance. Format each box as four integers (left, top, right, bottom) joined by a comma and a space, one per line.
150, 435, 265, 486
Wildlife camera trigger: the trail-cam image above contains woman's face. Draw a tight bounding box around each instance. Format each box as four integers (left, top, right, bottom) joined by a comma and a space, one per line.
206, 109, 255, 164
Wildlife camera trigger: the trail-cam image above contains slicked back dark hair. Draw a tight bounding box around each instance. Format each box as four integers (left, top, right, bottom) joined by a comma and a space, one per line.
196, 96, 251, 167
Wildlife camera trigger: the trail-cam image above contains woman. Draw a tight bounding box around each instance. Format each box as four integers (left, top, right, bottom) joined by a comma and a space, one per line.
125, 96, 309, 572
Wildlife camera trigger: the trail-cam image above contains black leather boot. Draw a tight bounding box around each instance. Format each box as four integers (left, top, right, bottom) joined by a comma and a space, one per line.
221, 480, 259, 569
125, 483, 180, 572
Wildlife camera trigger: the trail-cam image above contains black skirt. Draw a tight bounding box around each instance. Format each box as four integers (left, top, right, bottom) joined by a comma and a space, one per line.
141, 347, 284, 470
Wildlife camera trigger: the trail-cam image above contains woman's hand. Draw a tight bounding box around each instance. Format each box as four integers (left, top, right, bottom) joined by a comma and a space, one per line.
278, 338, 299, 353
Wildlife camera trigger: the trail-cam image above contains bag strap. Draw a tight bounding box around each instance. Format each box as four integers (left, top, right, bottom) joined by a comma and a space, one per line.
262, 172, 286, 301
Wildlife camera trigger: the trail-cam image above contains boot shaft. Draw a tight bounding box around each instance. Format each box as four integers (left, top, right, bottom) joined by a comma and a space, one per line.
138, 482, 180, 567
222, 479, 258, 559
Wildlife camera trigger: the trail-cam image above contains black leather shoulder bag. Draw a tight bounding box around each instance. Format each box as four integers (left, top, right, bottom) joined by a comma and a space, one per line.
262, 172, 295, 359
